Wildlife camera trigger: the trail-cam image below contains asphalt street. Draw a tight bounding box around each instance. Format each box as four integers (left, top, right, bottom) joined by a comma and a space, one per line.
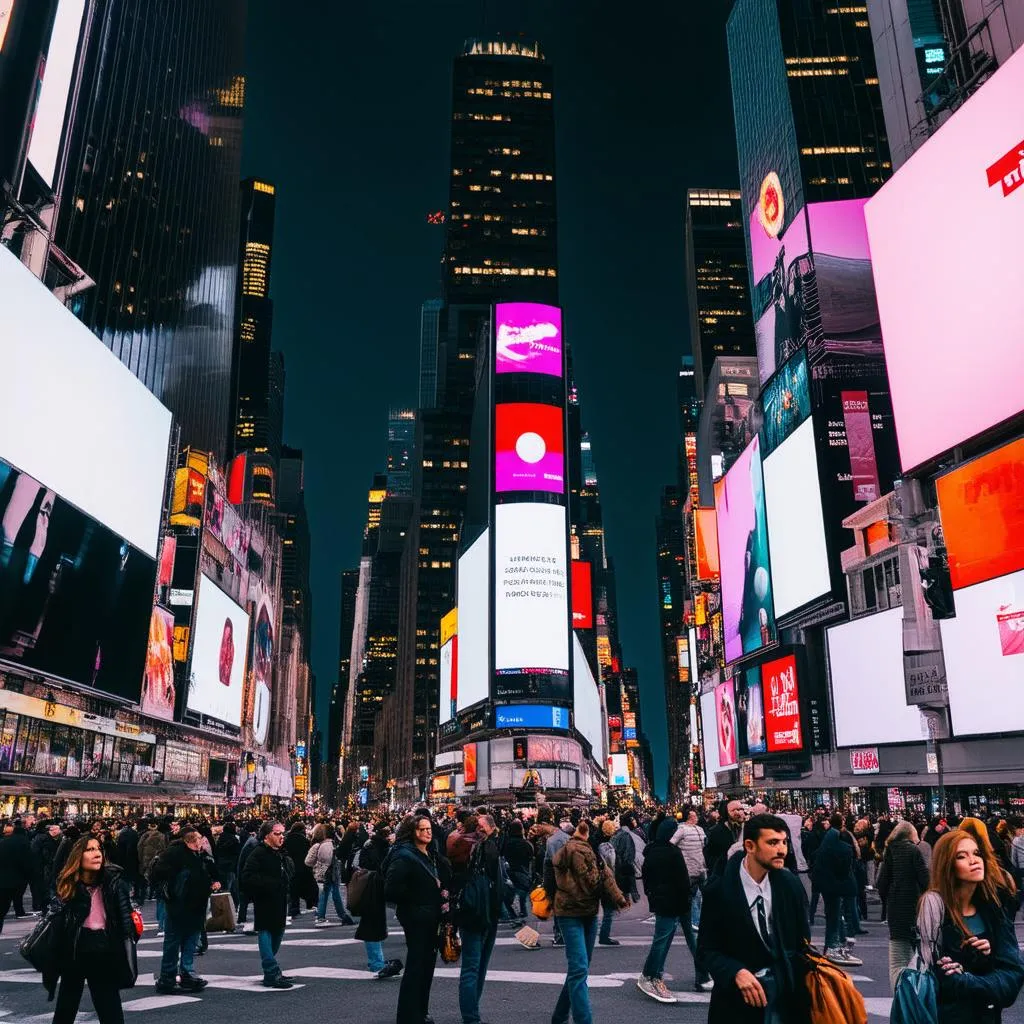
2, 896, 1024, 1023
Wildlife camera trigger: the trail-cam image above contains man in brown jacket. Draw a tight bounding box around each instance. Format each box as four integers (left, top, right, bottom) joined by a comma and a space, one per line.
551, 821, 629, 1024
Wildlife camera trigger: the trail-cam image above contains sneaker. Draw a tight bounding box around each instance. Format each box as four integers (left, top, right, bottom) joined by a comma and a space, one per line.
824, 947, 863, 967
552, 936, 565, 947
637, 976, 658, 1001
314, 919, 330, 928
178, 974, 208, 992
340, 915, 356, 926
285, 916, 293, 925
156, 930, 165, 938
154, 977, 178, 994
844, 936, 856, 946
377, 960, 403, 979
242, 923, 255, 934
598, 938, 621, 946
651, 978, 677, 1003
263, 975, 294, 989
695, 978, 715, 992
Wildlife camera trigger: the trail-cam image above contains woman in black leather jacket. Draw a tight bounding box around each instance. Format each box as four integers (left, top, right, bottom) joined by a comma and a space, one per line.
49, 834, 139, 1023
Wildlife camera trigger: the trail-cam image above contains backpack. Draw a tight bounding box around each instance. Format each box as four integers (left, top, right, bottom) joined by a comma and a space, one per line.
457, 841, 493, 931
890, 963, 938, 1024
801, 944, 868, 1024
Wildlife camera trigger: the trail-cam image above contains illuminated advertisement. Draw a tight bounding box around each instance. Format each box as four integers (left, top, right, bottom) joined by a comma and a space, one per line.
738, 666, 766, 755
715, 679, 738, 770
157, 535, 177, 587
0, 3, 14, 53
246, 578, 274, 747
841, 391, 881, 502
715, 435, 776, 663
140, 607, 176, 721
186, 574, 250, 731
439, 608, 458, 725
572, 634, 605, 761
495, 302, 563, 377
456, 533, 489, 712
493, 503, 569, 682
0, 245, 172, 560
937, 439, 1024, 591
762, 654, 802, 753
495, 704, 569, 730
694, 508, 720, 581
676, 635, 690, 685
0, 456, 157, 702
463, 743, 478, 785
763, 419, 831, 619
608, 752, 630, 787
761, 349, 810, 457
495, 403, 565, 494
206, 486, 250, 573
571, 560, 593, 628
865, 47, 1024, 471
699, 689, 723, 781
942, 570, 1024, 736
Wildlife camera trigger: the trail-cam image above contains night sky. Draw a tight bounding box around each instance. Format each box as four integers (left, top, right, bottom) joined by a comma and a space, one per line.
243, 1, 740, 795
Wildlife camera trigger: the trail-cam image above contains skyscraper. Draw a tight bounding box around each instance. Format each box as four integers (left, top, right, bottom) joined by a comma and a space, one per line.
685, 190, 755, 396
443, 39, 558, 306
327, 568, 359, 805
418, 298, 444, 410
53, 1, 247, 456
386, 408, 416, 497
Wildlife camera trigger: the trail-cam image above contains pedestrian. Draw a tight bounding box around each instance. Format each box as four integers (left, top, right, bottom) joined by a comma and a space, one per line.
812, 814, 862, 967
44, 835, 139, 1023
671, 807, 709, 932
502, 819, 533, 921
384, 813, 450, 1024
240, 821, 296, 988
306, 823, 354, 925
135, 818, 166, 910
959, 817, 1019, 922
213, 821, 241, 907
356, 823, 402, 978
283, 819, 314, 920
115, 820, 140, 902
596, 819, 619, 946
705, 800, 746, 878
876, 820, 930, 990
0, 816, 34, 931
31, 822, 61, 908
150, 827, 220, 993
236, 820, 260, 932
914, 829, 1024, 1023
697, 813, 811, 1023
542, 814, 575, 948
551, 820, 629, 1024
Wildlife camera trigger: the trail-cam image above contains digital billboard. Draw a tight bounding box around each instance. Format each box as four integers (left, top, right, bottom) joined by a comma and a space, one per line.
571, 560, 593, 628
864, 46, 1024, 471
738, 666, 766, 755
715, 434, 776, 663
140, 606, 176, 721
715, 679, 738, 770
936, 439, 1024, 591
763, 418, 831, 619
762, 653, 803, 753
0, 245, 172, 560
699, 689, 724, 782
608, 752, 630, 787
761, 349, 811, 457
186, 574, 250, 731
827, 609, 923, 747
495, 303, 563, 377
676, 635, 690, 685
495, 403, 565, 494
246, 578, 275, 747
941, 570, 1024, 737
694, 508, 720, 581
439, 608, 458, 725
456, 532, 489, 713
463, 743, 478, 785
0, 456, 157, 703
573, 634, 605, 762
495, 704, 569, 730
494, 503, 569, 679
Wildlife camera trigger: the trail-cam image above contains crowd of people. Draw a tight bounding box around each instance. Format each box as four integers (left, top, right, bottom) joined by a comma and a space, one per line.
1, 800, 1023, 1023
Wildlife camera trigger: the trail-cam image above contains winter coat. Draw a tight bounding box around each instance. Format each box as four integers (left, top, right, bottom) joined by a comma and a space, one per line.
0, 827, 34, 889
503, 837, 534, 888
383, 842, 448, 929
354, 835, 390, 943
552, 837, 626, 918
641, 838, 692, 918
304, 839, 338, 885
876, 838, 929, 942
150, 842, 218, 929
240, 842, 291, 933
705, 821, 740, 877
611, 827, 639, 898
30, 832, 60, 890
542, 826, 572, 899
283, 827, 314, 899
670, 822, 708, 881
214, 832, 242, 878
136, 829, 167, 879
1010, 835, 1024, 886
115, 827, 140, 879
811, 828, 856, 897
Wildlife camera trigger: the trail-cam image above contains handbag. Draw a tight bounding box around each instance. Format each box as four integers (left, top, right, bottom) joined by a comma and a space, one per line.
131, 906, 145, 939
799, 942, 868, 1024
439, 921, 462, 964
19, 903, 64, 975
530, 885, 552, 920
457, 843, 493, 931
346, 867, 374, 917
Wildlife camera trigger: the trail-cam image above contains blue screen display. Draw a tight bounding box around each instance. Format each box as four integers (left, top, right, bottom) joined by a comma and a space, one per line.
494, 704, 569, 730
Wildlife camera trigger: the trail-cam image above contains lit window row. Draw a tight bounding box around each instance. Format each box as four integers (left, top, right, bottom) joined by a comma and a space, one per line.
510, 172, 554, 181
466, 184, 502, 192
785, 55, 857, 64
510, 227, 544, 235
453, 112, 511, 122
826, 5, 867, 13
488, 147, 522, 156
801, 145, 870, 154
452, 266, 556, 277
482, 79, 545, 89
466, 87, 551, 99
788, 68, 850, 77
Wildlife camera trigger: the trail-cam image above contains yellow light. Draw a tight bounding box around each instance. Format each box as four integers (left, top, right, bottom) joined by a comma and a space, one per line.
253, 181, 275, 195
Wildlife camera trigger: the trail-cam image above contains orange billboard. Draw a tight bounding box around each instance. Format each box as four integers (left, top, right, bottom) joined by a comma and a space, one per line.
694, 508, 720, 581
937, 438, 1024, 590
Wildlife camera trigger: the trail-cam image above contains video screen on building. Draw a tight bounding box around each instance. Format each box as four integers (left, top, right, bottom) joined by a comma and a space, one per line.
864, 46, 1024, 472
694, 508, 720, 581
185, 574, 250, 732
761, 349, 811, 457
715, 434, 776, 663
763, 418, 831, 619
494, 503, 569, 684
438, 608, 458, 725
941, 569, 1024, 737
936, 438, 1024, 591
572, 634, 604, 762
571, 560, 593, 628
738, 665, 766, 755
495, 303, 563, 377
246, 577, 275, 747
0, 246, 172, 560
495, 704, 569, 730
456, 532, 489, 713
608, 752, 630, 787
699, 689, 724, 781
463, 742, 478, 785
140, 606, 176, 721
762, 653, 803, 753
714, 679, 738, 770
495, 403, 565, 494
0, 456, 157, 703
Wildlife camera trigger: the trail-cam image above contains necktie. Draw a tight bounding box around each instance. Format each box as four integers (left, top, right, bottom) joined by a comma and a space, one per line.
755, 894, 771, 948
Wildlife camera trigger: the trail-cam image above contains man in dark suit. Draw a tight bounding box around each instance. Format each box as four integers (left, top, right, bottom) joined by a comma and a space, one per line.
705, 799, 746, 878
697, 814, 810, 1023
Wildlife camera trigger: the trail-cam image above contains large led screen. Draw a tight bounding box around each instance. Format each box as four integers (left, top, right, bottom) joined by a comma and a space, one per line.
571, 560, 593, 628
763, 419, 831, 618
140, 607, 176, 721
456, 532, 489, 713
246, 578, 275, 747
573, 633, 605, 762
762, 653, 803, 753
186, 574, 250, 730
738, 666, 766, 755
0, 456, 156, 702
495, 303, 563, 377
941, 570, 1024, 737
694, 508, 720, 581
715, 435, 776, 662
0, 246, 172, 559
494, 503, 569, 676
715, 679, 738, 770
864, 46, 1024, 471
495, 403, 565, 494
495, 704, 569, 730
761, 349, 811, 457
936, 439, 1024, 591
608, 752, 630, 787
827, 608, 923, 747
700, 690, 724, 782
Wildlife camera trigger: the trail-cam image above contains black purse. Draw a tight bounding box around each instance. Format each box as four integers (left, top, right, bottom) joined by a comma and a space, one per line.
19, 903, 64, 976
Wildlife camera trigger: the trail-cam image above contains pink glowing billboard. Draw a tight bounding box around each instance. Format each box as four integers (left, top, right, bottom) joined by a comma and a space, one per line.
495, 303, 563, 377
495, 403, 565, 493
865, 46, 1024, 472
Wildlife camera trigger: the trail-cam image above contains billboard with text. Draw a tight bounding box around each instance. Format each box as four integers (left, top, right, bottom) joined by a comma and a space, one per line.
495, 403, 565, 494
495, 303, 563, 377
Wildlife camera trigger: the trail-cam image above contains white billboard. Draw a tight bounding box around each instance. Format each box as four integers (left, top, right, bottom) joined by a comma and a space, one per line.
699, 689, 723, 783
494, 502, 569, 674
941, 569, 1024, 737
608, 752, 629, 787
439, 637, 455, 725
572, 633, 605, 764
187, 574, 250, 729
763, 418, 831, 618
0, 245, 172, 558
827, 608, 923, 747
456, 531, 489, 712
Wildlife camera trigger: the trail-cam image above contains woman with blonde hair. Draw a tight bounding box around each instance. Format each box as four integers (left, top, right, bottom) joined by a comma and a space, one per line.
914, 829, 1024, 1023
877, 820, 929, 989
959, 817, 1018, 921
47, 834, 139, 1022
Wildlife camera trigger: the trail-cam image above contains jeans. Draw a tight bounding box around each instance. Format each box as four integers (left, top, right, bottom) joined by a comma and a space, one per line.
53, 949, 125, 1024
843, 893, 861, 934
365, 940, 386, 972
159, 918, 199, 981
397, 917, 439, 1024
598, 907, 615, 943
690, 878, 704, 931
643, 913, 709, 984
459, 921, 498, 1023
258, 928, 284, 979
155, 897, 166, 932
824, 894, 843, 950
553, 915, 598, 1024
317, 880, 347, 921
237, 895, 250, 925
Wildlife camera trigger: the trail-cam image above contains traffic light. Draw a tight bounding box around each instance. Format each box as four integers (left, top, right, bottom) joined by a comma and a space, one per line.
513, 738, 528, 762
